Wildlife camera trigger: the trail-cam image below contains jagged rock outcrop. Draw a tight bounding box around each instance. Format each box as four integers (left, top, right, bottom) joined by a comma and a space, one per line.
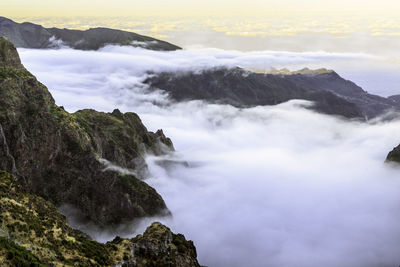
109, 222, 201, 267
386, 145, 400, 164
0, 171, 200, 266
0, 16, 181, 51
145, 67, 363, 119
0, 36, 172, 226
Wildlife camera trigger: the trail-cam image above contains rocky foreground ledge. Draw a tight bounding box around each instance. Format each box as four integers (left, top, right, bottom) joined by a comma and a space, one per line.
0, 171, 200, 266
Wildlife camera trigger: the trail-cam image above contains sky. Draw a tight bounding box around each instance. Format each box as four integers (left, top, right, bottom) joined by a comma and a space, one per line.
2, 0, 400, 56
2, 0, 400, 17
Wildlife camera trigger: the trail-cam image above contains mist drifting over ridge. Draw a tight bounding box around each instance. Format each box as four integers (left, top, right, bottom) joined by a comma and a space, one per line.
18, 46, 400, 267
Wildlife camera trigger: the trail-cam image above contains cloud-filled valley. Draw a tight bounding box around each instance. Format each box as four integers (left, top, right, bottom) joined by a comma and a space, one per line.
18, 46, 400, 267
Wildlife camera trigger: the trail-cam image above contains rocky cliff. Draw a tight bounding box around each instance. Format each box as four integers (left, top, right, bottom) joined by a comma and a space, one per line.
0, 171, 200, 266
0, 17, 181, 51
0, 36, 172, 226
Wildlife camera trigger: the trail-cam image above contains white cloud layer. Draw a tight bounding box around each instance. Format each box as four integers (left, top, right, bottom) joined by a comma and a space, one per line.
141, 102, 400, 267
17, 46, 400, 267
19, 46, 399, 97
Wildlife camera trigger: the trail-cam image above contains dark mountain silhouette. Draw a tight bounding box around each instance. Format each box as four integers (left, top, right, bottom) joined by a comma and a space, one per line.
0, 16, 181, 51
145, 67, 400, 119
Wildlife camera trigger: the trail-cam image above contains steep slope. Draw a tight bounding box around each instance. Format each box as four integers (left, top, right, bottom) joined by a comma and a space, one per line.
279, 68, 400, 118
0, 17, 181, 51
0, 36, 172, 226
0, 171, 200, 266
389, 95, 400, 105
145, 67, 363, 119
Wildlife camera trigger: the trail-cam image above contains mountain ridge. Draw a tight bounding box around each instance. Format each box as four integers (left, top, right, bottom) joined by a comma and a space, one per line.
145, 66, 400, 119
0, 16, 181, 51
144, 67, 364, 119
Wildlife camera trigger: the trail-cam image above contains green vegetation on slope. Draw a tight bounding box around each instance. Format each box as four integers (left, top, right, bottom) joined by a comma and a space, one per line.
0, 237, 44, 267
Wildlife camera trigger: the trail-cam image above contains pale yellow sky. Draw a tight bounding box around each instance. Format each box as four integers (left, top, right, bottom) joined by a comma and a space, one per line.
2, 0, 400, 55
1, 0, 400, 17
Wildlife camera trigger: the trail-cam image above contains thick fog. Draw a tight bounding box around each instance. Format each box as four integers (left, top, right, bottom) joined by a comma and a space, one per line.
18, 46, 400, 267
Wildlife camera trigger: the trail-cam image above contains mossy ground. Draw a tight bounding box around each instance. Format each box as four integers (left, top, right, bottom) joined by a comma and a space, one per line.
0, 237, 44, 266
0, 66, 32, 80
0, 170, 113, 266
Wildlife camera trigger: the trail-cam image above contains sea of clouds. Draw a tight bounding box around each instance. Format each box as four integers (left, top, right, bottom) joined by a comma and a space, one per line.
18, 46, 400, 267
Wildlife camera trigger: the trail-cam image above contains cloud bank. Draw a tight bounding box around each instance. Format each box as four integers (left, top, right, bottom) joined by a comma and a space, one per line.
19, 46, 399, 97
18, 46, 400, 267
141, 101, 400, 267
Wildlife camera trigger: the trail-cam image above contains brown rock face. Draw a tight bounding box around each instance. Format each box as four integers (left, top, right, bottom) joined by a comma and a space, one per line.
0, 36, 172, 226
